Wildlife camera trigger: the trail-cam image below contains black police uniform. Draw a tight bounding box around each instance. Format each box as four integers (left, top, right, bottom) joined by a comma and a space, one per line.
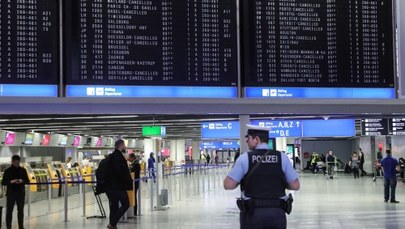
1, 165, 29, 229
240, 149, 288, 229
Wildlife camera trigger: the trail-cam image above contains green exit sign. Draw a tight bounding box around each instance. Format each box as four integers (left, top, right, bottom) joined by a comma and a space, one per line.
142, 126, 166, 137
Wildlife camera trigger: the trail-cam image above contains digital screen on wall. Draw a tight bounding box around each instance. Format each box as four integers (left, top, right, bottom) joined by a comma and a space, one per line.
60, 136, 67, 146
96, 138, 103, 147
64, 0, 238, 98
242, 0, 395, 99
24, 133, 35, 145
5, 132, 16, 145
73, 136, 81, 147
41, 134, 51, 146
0, 0, 59, 97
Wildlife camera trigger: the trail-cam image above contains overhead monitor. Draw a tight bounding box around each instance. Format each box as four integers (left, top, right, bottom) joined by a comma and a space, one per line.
361, 118, 389, 136
4, 132, 16, 145
142, 126, 166, 137
60, 135, 67, 146
96, 137, 103, 147
242, 0, 395, 99
302, 119, 355, 137
73, 136, 81, 147
24, 133, 35, 145
64, 0, 238, 98
41, 134, 51, 146
0, 0, 59, 96
389, 118, 405, 135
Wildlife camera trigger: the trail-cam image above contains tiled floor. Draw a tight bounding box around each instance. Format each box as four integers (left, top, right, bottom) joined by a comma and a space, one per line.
6, 170, 405, 229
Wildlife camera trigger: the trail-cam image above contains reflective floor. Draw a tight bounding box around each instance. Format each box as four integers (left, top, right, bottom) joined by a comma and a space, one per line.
6, 171, 405, 229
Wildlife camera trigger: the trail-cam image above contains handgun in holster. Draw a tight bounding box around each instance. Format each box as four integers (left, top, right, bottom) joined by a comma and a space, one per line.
236, 198, 254, 214
284, 193, 293, 215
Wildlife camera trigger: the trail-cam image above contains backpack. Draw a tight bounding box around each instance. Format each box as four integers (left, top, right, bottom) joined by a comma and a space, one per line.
95, 157, 110, 195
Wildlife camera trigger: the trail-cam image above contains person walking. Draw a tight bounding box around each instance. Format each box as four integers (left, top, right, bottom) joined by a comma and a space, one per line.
326, 151, 336, 179
350, 152, 360, 178
1, 155, 29, 229
359, 149, 367, 176
128, 153, 141, 215
223, 125, 300, 229
105, 140, 133, 229
148, 152, 156, 182
381, 149, 399, 203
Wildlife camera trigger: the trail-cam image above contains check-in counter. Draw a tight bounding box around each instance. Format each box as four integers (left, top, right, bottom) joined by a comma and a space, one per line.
60, 163, 79, 195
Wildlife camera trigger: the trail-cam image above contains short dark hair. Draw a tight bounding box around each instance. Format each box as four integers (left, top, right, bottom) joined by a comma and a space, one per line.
115, 139, 125, 148
386, 149, 392, 155
247, 132, 269, 144
12, 155, 21, 161
128, 153, 135, 158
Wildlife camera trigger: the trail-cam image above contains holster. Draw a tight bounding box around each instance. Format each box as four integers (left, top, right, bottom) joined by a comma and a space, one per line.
284, 193, 293, 215
236, 198, 254, 214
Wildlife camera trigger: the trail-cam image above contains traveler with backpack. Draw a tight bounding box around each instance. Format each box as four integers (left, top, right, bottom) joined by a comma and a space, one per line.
105, 140, 133, 229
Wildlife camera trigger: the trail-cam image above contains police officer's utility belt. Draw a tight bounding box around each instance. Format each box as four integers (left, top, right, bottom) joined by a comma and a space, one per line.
236, 194, 293, 214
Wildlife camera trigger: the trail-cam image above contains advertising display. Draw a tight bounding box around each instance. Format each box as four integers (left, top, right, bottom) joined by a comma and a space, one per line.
4, 132, 16, 145
64, 0, 238, 98
73, 136, 81, 147
242, 0, 395, 98
0, 0, 59, 96
41, 134, 51, 146
24, 133, 35, 145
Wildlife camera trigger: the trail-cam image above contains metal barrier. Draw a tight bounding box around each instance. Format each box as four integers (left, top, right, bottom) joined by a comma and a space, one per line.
22, 163, 229, 223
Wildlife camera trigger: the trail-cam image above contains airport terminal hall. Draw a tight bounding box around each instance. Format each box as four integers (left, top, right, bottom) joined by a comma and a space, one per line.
2, 0, 405, 228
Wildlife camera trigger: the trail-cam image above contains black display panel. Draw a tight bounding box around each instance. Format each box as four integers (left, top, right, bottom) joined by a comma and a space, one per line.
241, 0, 394, 87
0, 0, 59, 84
64, 0, 237, 86
361, 118, 388, 136
388, 118, 405, 135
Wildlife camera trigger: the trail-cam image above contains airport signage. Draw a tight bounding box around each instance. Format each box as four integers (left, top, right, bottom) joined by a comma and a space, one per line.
200, 141, 240, 149
142, 126, 166, 137
361, 119, 388, 136
250, 120, 302, 138
201, 121, 240, 139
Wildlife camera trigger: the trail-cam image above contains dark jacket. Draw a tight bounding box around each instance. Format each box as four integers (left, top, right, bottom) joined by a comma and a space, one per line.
130, 160, 141, 180
106, 149, 133, 191
1, 165, 29, 194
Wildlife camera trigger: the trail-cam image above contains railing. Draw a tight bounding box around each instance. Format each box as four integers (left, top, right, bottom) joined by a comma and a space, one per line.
22, 163, 229, 223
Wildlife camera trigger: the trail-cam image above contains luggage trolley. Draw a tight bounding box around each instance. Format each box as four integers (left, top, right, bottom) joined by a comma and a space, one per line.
326, 161, 338, 179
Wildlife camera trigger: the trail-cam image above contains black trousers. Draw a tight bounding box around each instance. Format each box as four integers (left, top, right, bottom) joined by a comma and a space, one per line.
384, 177, 397, 202
106, 190, 130, 227
6, 191, 25, 229
240, 208, 286, 229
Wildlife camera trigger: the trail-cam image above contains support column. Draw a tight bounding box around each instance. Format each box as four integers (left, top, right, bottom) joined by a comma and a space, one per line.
239, 115, 250, 153
276, 137, 287, 152
144, 138, 158, 161
169, 139, 186, 165
192, 141, 200, 162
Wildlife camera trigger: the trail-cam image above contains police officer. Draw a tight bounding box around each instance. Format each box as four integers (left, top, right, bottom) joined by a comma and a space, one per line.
224, 125, 300, 229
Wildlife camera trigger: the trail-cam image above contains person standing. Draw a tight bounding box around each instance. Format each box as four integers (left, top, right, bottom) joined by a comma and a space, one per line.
350, 152, 360, 179
206, 153, 211, 165
326, 151, 336, 179
148, 152, 156, 182
214, 152, 219, 165
128, 153, 141, 215
1, 155, 29, 229
223, 125, 300, 229
359, 149, 366, 176
381, 149, 399, 203
105, 140, 133, 229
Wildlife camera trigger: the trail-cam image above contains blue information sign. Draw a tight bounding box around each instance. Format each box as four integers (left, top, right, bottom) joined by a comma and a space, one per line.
201, 121, 240, 139
200, 141, 240, 149
302, 119, 355, 137
245, 87, 395, 99
251, 120, 302, 138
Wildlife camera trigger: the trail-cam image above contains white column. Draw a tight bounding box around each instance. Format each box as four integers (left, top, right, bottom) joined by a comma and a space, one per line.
192, 141, 200, 162
239, 115, 250, 153
144, 138, 157, 161
169, 139, 186, 165
276, 137, 287, 152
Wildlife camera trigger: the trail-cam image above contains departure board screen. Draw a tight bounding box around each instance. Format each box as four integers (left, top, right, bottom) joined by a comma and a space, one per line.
64, 0, 237, 86
0, 0, 59, 84
241, 0, 394, 88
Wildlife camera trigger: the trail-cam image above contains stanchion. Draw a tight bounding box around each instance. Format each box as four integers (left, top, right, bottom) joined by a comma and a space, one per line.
150, 178, 154, 211
138, 179, 142, 216
207, 166, 211, 191
27, 185, 32, 218
82, 180, 86, 217
179, 171, 182, 201
202, 168, 206, 193
64, 178, 68, 222
48, 178, 52, 213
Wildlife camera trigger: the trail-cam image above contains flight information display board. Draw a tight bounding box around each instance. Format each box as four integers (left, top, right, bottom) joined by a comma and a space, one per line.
361, 118, 388, 136
0, 0, 59, 96
242, 0, 394, 89
64, 0, 237, 88
388, 118, 405, 135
